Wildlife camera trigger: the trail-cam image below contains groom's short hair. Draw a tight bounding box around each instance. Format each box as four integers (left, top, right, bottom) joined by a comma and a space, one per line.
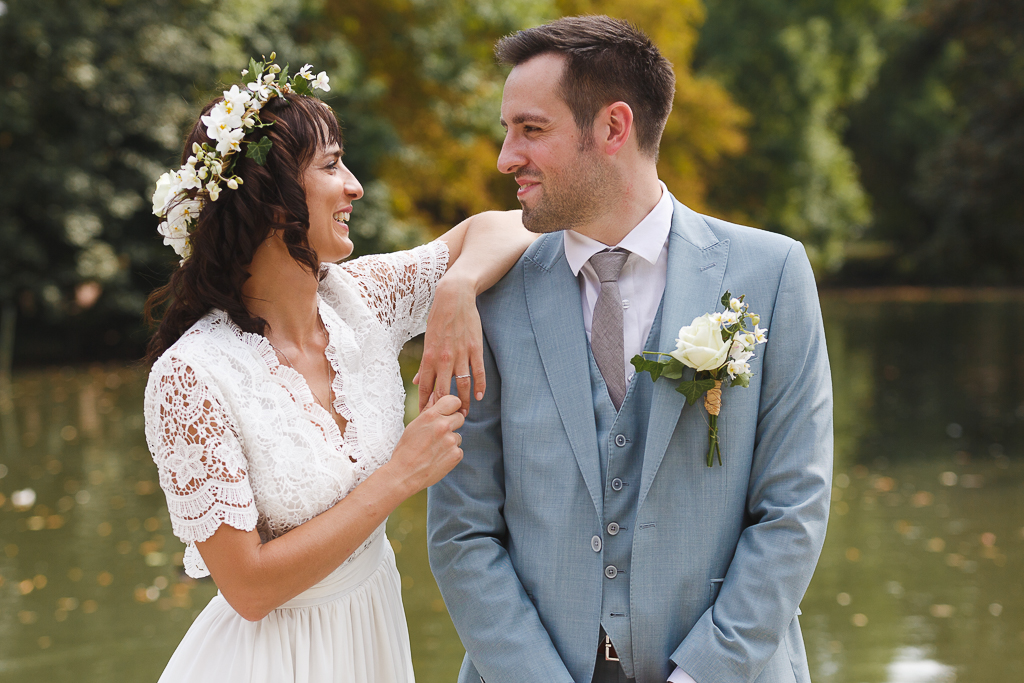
495, 15, 675, 158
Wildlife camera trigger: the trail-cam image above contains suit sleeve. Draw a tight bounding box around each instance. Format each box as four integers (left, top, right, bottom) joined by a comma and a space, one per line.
670, 242, 833, 682
427, 325, 575, 683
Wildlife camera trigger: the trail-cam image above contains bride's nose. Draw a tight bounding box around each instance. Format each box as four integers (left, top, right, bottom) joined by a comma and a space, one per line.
344, 170, 363, 201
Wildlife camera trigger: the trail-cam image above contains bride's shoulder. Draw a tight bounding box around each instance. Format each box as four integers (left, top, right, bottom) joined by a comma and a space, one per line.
149, 310, 247, 377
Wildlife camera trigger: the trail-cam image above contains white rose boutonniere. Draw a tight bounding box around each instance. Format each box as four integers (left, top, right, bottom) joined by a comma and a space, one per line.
631, 291, 767, 467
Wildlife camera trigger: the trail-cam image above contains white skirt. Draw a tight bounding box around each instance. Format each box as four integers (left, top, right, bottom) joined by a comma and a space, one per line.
158, 534, 415, 683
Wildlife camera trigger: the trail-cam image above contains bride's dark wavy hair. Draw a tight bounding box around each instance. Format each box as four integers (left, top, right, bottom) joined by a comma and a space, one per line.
144, 93, 342, 363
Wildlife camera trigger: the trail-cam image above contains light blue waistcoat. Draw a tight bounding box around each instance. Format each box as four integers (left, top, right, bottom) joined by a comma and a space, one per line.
588, 303, 663, 679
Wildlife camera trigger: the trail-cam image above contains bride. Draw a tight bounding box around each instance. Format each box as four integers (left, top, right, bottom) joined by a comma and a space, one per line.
143, 56, 532, 682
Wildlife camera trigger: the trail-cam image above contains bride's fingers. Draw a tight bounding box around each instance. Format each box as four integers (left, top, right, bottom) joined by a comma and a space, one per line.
417, 366, 436, 413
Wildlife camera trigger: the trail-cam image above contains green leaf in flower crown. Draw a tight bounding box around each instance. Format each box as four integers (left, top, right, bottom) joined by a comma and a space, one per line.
292, 76, 312, 96
676, 378, 717, 405
730, 372, 751, 388
721, 290, 732, 308
631, 354, 666, 382
249, 58, 260, 80
246, 136, 273, 166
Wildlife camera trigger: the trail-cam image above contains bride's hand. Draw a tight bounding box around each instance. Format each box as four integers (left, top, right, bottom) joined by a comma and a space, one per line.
387, 394, 465, 493
416, 273, 485, 416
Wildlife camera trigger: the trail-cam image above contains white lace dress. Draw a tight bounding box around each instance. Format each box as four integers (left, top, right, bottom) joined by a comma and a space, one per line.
143, 241, 449, 683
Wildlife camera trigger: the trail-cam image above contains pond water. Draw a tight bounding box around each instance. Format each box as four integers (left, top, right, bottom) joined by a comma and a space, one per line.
0, 298, 1021, 683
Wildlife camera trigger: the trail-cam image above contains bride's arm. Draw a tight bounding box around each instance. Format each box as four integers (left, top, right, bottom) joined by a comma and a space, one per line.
420, 210, 535, 412
195, 394, 465, 622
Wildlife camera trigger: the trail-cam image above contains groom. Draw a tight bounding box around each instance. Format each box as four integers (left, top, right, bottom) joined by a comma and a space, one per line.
427, 15, 832, 683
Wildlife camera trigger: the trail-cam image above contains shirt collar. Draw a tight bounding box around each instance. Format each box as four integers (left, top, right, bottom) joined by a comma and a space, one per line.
564, 181, 672, 276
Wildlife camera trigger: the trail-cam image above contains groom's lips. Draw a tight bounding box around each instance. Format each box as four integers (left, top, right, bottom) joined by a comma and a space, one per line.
516, 179, 540, 199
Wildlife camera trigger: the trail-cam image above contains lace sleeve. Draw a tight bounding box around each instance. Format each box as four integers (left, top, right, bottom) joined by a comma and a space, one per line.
144, 355, 259, 569
338, 240, 449, 348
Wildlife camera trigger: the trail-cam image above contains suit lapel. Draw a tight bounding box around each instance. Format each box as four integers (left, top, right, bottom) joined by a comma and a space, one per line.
524, 235, 603, 516
637, 199, 730, 510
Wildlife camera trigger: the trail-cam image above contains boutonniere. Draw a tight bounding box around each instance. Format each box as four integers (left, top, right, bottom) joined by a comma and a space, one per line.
631, 292, 767, 467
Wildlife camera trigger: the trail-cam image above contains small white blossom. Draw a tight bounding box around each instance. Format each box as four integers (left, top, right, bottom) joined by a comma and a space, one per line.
240, 69, 249, 77
727, 359, 750, 379
247, 80, 272, 101
175, 165, 201, 191
730, 298, 742, 312
263, 73, 275, 84
754, 325, 768, 344
708, 312, 724, 327
729, 341, 753, 362
227, 178, 239, 190
311, 71, 330, 91
720, 311, 740, 327
221, 84, 252, 118
214, 127, 245, 155
298, 63, 314, 79
206, 182, 221, 202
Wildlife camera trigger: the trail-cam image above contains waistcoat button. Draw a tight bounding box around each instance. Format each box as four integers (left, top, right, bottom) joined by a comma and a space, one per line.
604, 565, 618, 579
611, 478, 623, 491
591, 535, 602, 552
607, 522, 620, 536
614, 434, 627, 447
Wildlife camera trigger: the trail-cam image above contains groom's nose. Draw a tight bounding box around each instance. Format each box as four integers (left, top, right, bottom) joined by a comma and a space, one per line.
497, 135, 526, 175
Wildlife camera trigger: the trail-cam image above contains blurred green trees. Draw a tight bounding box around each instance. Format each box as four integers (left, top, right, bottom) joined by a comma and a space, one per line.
844, 0, 1024, 284
1, 0, 1022, 365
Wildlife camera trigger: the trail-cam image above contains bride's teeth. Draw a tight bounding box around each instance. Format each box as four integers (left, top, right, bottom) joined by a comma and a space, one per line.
333, 212, 349, 223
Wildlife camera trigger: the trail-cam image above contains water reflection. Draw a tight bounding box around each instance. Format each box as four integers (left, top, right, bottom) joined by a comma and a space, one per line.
0, 300, 1021, 682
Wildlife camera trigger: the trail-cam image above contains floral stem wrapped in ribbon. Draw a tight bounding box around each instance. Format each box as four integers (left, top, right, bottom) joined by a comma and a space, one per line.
631, 291, 767, 467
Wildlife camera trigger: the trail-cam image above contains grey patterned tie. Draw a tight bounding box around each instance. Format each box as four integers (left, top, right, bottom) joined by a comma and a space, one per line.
589, 249, 630, 410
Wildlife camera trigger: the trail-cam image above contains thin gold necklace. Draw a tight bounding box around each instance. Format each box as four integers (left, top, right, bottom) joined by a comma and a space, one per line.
268, 315, 336, 417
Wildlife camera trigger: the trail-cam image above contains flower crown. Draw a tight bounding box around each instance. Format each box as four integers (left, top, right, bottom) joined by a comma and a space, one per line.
151, 53, 331, 261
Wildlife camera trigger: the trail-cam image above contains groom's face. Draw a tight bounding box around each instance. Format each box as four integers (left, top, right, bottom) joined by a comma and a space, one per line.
498, 53, 612, 234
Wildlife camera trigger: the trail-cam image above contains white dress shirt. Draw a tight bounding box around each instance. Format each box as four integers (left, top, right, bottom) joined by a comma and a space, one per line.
563, 181, 671, 389
563, 182, 696, 683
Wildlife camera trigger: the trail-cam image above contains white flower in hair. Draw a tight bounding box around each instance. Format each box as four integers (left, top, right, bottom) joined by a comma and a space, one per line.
312, 71, 330, 91
222, 84, 252, 115
214, 127, 245, 156
152, 172, 176, 216
154, 53, 332, 264
247, 79, 272, 101
175, 164, 201, 191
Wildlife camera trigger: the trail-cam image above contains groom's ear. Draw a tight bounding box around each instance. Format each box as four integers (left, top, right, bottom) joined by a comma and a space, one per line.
600, 101, 634, 157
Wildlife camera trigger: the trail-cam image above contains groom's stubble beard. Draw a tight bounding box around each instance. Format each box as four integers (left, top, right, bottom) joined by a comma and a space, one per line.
518, 137, 618, 235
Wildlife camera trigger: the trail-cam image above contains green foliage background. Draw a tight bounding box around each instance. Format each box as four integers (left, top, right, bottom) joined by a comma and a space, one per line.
0, 0, 1021, 366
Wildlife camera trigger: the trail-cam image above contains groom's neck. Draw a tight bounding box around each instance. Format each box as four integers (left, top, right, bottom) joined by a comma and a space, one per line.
575, 166, 663, 247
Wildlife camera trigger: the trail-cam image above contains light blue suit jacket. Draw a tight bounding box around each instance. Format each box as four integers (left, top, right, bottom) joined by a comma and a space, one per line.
427, 198, 833, 683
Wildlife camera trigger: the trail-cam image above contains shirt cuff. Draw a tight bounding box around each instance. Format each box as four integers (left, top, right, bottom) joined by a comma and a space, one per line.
667, 666, 697, 683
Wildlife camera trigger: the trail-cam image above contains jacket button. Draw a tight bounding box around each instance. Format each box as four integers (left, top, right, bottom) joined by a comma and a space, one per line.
611, 478, 623, 491
604, 565, 618, 579
591, 535, 602, 552
607, 522, 620, 536
614, 434, 627, 447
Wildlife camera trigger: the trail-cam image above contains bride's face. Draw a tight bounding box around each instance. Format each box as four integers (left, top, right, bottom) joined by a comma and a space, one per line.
302, 142, 363, 263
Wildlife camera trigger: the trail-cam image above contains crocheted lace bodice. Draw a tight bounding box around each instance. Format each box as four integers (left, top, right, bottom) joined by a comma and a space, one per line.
144, 242, 449, 578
